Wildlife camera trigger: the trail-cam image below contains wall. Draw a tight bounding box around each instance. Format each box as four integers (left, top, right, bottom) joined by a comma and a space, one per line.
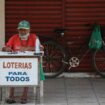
0, 0, 5, 50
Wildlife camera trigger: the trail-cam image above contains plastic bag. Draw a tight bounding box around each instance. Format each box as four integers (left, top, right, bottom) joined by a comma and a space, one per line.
88, 24, 103, 50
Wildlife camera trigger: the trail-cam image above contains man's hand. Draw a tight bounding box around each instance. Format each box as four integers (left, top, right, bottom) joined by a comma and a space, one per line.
2, 46, 13, 52
40, 45, 44, 51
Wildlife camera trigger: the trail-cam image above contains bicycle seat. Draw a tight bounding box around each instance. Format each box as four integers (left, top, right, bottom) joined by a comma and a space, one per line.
54, 28, 66, 37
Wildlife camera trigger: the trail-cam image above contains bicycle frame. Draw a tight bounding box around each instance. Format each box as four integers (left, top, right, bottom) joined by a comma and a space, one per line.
53, 28, 94, 67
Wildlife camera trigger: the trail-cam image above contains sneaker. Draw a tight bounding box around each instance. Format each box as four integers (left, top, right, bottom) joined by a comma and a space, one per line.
20, 99, 27, 104
5, 98, 16, 104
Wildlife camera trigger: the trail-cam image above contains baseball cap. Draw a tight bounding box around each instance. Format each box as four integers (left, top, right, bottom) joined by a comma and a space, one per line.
17, 20, 30, 29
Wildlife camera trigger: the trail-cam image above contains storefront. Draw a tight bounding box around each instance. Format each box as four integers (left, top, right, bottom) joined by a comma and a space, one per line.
1, 0, 105, 72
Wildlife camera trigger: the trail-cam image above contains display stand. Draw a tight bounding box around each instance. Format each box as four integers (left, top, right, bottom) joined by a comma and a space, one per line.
0, 51, 43, 104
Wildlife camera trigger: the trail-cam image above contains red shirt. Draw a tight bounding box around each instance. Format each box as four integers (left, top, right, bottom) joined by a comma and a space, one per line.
6, 34, 36, 51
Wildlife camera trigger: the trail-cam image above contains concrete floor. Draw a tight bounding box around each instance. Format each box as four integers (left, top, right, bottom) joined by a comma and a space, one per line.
1, 77, 105, 105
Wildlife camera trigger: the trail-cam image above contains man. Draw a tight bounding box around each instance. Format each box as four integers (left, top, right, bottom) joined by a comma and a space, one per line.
2, 20, 43, 104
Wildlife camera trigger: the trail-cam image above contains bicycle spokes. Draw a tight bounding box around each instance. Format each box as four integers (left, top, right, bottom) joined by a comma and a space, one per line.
43, 41, 68, 78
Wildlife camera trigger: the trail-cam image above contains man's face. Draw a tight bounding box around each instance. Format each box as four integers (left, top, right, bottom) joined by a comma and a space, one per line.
18, 29, 30, 40
18, 29, 30, 36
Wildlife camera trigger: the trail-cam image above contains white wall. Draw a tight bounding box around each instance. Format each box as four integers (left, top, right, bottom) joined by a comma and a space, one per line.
0, 0, 5, 50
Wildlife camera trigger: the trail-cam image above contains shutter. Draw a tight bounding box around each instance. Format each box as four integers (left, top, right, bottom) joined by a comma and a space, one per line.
65, 0, 105, 72
5, 0, 105, 72
5, 0, 63, 41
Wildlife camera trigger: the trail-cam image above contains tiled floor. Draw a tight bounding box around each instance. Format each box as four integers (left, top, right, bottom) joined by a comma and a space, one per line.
1, 77, 105, 105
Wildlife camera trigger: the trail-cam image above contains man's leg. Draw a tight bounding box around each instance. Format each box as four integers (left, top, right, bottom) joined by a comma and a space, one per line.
5, 87, 16, 103
20, 87, 28, 104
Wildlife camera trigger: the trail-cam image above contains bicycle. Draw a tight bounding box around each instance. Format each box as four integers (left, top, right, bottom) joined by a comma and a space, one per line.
40, 24, 104, 78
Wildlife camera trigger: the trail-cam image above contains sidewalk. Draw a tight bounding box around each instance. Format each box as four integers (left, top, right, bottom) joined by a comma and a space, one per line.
3, 77, 105, 105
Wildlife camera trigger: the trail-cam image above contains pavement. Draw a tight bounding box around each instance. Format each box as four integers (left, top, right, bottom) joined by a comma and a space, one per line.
1, 77, 105, 105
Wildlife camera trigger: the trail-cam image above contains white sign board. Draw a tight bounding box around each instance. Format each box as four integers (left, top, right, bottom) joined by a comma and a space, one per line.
0, 57, 39, 86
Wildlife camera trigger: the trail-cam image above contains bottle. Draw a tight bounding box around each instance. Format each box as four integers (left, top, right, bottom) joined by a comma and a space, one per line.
35, 37, 40, 54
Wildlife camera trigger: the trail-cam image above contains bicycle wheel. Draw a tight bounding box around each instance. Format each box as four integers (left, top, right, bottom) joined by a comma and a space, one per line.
93, 47, 105, 77
42, 40, 68, 78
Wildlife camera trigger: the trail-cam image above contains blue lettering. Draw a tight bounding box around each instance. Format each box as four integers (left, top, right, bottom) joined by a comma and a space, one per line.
10, 77, 15, 81
5, 76, 30, 82
26, 77, 30, 81
8, 72, 27, 76
20, 77, 25, 81
8, 72, 13, 75
5, 76, 10, 81
15, 77, 19, 81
